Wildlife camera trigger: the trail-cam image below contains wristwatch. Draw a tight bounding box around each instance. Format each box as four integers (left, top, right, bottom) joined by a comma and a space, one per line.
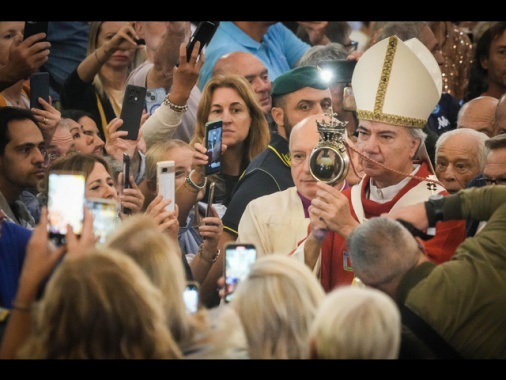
425, 194, 445, 235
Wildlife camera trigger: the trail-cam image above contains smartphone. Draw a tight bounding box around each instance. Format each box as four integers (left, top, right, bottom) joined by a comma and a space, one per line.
204, 119, 223, 176
122, 153, 131, 214
183, 281, 200, 314
206, 181, 216, 218
85, 198, 119, 245
120, 84, 147, 140
318, 59, 357, 84
23, 21, 49, 42
47, 172, 86, 246
29, 72, 50, 110
186, 21, 217, 61
224, 243, 257, 303
157, 160, 175, 212
145, 88, 166, 116
176, 21, 218, 66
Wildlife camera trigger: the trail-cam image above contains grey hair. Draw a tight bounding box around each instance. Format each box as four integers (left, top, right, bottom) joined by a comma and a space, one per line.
486, 133, 506, 150
408, 127, 428, 159
295, 43, 349, 67
435, 128, 490, 170
346, 218, 420, 287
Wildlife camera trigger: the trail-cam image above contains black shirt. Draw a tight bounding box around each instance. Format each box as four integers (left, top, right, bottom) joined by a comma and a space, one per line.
221, 133, 294, 237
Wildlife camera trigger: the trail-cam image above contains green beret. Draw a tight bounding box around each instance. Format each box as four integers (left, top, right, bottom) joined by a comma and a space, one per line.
271, 65, 329, 97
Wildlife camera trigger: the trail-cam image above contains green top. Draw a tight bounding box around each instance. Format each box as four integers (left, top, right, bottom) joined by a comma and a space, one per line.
399, 186, 506, 359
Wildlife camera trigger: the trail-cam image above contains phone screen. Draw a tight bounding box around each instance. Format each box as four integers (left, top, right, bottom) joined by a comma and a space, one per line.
85, 198, 119, 245
47, 172, 85, 246
204, 120, 223, 175
183, 282, 200, 314
224, 243, 257, 303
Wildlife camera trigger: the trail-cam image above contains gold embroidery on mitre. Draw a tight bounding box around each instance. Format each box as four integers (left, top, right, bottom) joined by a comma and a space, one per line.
356, 110, 427, 128
374, 37, 397, 115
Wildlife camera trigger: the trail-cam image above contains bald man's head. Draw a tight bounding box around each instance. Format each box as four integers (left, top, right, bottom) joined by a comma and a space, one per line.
212, 51, 272, 113
494, 93, 506, 135
458, 96, 499, 137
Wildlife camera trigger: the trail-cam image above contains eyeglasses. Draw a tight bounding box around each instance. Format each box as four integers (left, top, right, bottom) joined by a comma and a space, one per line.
479, 176, 506, 185
344, 40, 358, 52
40, 149, 58, 165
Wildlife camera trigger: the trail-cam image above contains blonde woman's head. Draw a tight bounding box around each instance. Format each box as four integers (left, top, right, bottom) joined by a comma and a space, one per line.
309, 285, 401, 359
18, 247, 181, 359
230, 254, 325, 359
104, 213, 197, 345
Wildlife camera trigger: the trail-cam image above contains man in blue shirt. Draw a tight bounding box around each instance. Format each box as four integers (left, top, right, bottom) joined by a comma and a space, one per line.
0, 211, 32, 310
199, 22, 326, 90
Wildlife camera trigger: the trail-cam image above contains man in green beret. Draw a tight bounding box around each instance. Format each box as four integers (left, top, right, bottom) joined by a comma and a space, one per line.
203, 65, 332, 307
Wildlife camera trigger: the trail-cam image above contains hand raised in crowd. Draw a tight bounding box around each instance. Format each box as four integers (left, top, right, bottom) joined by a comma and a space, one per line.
105, 117, 142, 162
198, 204, 223, 257
65, 207, 98, 258
103, 22, 141, 53
18, 208, 66, 293
192, 141, 228, 169
145, 193, 179, 240
77, 22, 143, 83
171, 41, 204, 101
0, 33, 50, 91
117, 171, 145, 216
30, 97, 61, 145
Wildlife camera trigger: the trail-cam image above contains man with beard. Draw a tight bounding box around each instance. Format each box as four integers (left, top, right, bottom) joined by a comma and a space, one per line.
0, 107, 47, 228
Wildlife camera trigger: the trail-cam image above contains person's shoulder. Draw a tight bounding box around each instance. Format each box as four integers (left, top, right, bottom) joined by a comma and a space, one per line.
267, 22, 295, 36
2, 219, 32, 240
241, 150, 292, 183
244, 135, 289, 170
205, 22, 240, 48
250, 185, 297, 205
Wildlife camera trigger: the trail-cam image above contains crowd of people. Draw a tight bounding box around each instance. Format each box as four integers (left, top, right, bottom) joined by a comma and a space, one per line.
0, 20, 505, 360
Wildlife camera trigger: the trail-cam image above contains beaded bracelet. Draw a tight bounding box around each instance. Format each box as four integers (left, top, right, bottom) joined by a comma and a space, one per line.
185, 169, 207, 191
198, 245, 220, 264
163, 95, 189, 112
